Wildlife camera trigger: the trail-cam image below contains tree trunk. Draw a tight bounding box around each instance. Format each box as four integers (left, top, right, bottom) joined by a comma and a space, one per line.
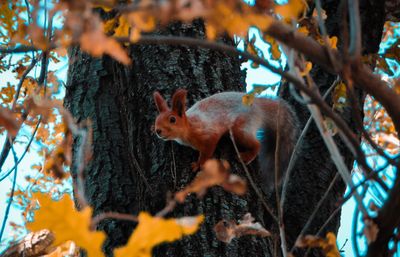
64, 1, 387, 256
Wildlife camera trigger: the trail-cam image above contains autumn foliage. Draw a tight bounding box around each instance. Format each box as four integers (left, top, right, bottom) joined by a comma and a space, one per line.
0, 0, 399, 257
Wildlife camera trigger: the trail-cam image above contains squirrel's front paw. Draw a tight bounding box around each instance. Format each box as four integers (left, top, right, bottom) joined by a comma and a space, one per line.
191, 162, 201, 172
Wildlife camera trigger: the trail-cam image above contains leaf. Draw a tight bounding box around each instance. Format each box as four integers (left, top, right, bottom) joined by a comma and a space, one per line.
297, 25, 309, 35
206, 23, 217, 40
332, 81, 348, 112
175, 159, 247, 203
114, 16, 130, 37
114, 212, 204, 257
328, 36, 338, 49
27, 193, 106, 257
0, 106, 20, 136
264, 35, 281, 60
214, 213, 270, 243
13, 64, 27, 79
295, 232, 340, 257
128, 11, 156, 32
242, 93, 255, 106
299, 61, 312, 76
0, 82, 16, 104
208, 3, 272, 38
79, 16, 131, 65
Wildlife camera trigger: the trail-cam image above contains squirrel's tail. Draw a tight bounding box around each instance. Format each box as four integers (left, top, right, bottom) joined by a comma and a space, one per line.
259, 100, 299, 193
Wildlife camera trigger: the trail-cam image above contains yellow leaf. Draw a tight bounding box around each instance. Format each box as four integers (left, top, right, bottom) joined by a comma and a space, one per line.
264, 35, 281, 60
206, 23, 217, 40
128, 11, 156, 32
332, 82, 348, 111
114, 212, 204, 257
297, 26, 309, 35
114, 16, 130, 37
296, 232, 340, 257
242, 93, 255, 106
328, 36, 338, 49
210, 3, 272, 38
80, 22, 131, 65
130, 27, 141, 43
27, 193, 106, 257
299, 61, 312, 76
103, 18, 117, 34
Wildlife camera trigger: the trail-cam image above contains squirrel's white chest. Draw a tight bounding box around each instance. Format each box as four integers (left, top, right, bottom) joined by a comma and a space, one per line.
173, 138, 196, 149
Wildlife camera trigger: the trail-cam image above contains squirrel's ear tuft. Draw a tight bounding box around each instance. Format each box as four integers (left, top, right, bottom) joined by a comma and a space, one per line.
153, 91, 169, 113
172, 89, 187, 117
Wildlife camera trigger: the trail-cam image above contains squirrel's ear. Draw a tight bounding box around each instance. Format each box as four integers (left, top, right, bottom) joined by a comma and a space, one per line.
172, 89, 187, 117
153, 91, 169, 113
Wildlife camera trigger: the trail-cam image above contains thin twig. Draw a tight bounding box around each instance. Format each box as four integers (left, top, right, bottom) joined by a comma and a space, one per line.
0, 118, 41, 182
280, 76, 339, 207
273, 102, 288, 257
91, 212, 138, 230
347, 0, 361, 59
289, 173, 340, 253
314, 0, 337, 70
155, 194, 177, 217
0, 146, 18, 242
0, 58, 38, 171
1, 33, 398, 148
228, 129, 278, 224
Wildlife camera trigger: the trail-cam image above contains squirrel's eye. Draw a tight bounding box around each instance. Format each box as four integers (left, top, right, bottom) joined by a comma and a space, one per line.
169, 116, 176, 124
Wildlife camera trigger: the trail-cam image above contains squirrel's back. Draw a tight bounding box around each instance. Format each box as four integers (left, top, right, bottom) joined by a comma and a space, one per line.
188, 91, 299, 192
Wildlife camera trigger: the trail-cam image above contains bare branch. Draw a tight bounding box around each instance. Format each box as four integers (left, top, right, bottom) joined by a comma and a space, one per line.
348, 0, 362, 58
91, 212, 138, 230
229, 129, 278, 224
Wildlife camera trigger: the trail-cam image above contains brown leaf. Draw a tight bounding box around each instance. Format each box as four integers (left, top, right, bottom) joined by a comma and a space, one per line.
214, 213, 270, 243
0, 106, 20, 136
174, 159, 247, 203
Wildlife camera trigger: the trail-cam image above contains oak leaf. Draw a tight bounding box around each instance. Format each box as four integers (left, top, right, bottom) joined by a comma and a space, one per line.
27, 193, 106, 257
114, 212, 204, 257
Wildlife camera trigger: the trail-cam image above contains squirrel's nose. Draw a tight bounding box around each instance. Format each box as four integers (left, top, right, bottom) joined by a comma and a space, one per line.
156, 129, 162, 136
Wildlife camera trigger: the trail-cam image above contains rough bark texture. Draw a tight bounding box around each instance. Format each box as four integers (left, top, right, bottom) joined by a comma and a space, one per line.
64, 1, 387, 257
278, 0, 387, 255
65, 20, 273, 256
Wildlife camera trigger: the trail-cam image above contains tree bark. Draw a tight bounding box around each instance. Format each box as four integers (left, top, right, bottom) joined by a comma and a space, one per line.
65, 20, 275, 256
64, 1, 387, 256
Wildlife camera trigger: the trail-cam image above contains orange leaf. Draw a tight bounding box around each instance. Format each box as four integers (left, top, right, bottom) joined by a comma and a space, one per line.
0, 106, 20, 136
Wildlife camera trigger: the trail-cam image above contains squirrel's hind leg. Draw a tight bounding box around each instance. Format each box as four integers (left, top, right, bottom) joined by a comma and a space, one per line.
231, 126, 261, 164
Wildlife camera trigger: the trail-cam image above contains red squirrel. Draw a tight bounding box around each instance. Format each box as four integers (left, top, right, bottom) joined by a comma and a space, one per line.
153, 89, 298, 190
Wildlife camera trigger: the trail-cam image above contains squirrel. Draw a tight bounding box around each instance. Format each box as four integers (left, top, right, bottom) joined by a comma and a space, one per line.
153, 89, 298, 191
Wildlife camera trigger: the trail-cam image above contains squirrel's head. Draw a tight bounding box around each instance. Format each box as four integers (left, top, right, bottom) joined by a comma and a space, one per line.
153, 89, 188, 141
